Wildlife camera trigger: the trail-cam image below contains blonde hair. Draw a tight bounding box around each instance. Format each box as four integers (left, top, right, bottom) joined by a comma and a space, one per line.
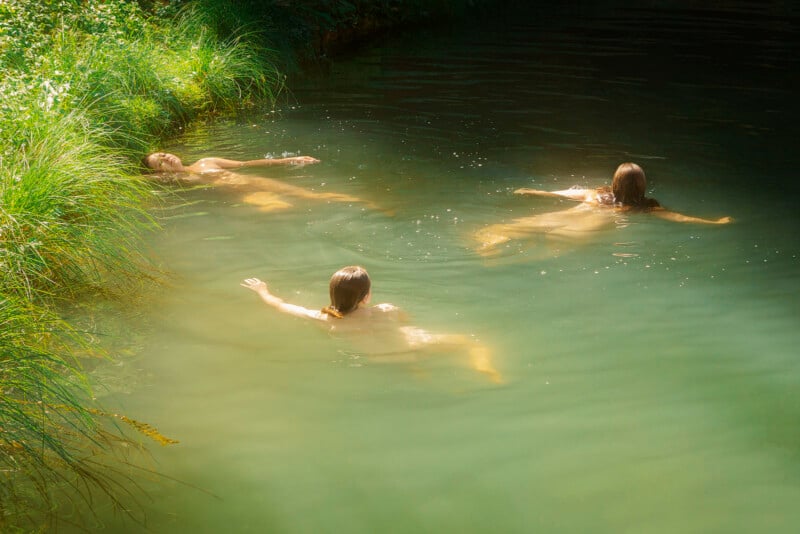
320, 266, 371, 318
611, 162, 659, 208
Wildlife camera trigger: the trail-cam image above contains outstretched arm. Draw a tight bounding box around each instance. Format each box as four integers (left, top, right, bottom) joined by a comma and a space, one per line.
514, 187, 591, 201
652, 209, 733, 225
241, 278, 328, 321
187, 156, 320, 172
242, 156, 320, 167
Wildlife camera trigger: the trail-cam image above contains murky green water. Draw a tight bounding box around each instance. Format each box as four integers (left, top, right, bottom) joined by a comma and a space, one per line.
89, 3, 799, 532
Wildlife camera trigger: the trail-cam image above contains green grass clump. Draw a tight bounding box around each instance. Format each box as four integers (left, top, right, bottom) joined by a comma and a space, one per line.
0, 110, 153, 299
0, 0, 283, 528
0, 295, 96, 527
0, 294, 176, 530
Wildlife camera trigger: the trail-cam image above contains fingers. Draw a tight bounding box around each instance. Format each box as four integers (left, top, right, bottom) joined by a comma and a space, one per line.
290, 156, 320, 165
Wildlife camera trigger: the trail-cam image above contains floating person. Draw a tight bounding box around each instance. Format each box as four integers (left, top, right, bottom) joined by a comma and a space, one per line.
241, 265, 502, 383
143, 152, 379, 212
475, 162, 732, 255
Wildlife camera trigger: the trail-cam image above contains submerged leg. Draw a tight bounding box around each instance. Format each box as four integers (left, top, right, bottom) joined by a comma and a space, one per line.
467, 344, 503, 384
402, 327, 503, 384
474, 225, 512, 256
291, 189, 389, 214
241, 191, 293, 212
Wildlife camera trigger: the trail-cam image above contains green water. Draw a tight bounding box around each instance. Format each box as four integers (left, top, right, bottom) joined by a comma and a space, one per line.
89, 4, 799, 533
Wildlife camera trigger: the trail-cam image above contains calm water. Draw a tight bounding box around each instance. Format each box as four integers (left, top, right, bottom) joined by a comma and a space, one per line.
89, 3, 799, 532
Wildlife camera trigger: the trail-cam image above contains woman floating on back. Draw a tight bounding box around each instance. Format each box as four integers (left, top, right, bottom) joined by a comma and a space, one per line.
475, 162, 732, 255
144, 152, 380, 212
241, 266, 502, 383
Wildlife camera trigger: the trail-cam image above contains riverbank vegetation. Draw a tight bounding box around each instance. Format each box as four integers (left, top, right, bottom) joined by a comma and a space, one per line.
0, 0, 496, 529
0, 0, 281, 528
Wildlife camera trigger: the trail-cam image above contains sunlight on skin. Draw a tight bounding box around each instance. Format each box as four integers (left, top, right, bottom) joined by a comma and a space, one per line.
241, 192, 293, 212
469, 345, 504, 385
474, 227, 513, 257
404, 329, 504, 384
241, 274, 503, 384
144, 152, 391, 213
474, 205, 616, 257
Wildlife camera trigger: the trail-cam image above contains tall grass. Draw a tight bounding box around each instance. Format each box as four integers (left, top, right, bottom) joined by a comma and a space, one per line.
0, 107, 153, 300
0, 293, 176, 530
0, 295, 97, 528
0, 0, 282, 528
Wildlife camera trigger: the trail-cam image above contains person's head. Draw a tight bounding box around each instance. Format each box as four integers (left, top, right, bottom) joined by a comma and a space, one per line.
611, 162, 647, 206
143, 152, 184, 173
323, 266, 371, 318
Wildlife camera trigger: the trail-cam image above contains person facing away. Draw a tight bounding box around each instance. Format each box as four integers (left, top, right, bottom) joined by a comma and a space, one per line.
143, 152, 379, 212
475, 162, 732, 254
241, 265, 502, 383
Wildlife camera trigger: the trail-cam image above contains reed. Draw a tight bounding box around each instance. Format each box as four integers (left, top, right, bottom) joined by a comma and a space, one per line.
0, 295, 115, 529
0, 107, 153, 300
1, 0, 282, 528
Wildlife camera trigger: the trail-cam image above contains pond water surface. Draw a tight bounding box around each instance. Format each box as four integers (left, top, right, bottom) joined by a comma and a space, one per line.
91, 3, 799, 532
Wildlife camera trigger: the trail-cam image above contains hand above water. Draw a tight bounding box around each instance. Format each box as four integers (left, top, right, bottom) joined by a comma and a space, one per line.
287, 156, 320, 165
241, 277, 268, 293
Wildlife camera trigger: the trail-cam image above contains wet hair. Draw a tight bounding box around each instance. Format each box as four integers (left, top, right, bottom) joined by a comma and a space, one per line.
611, 162, 660, 208
320, 266, 371, 318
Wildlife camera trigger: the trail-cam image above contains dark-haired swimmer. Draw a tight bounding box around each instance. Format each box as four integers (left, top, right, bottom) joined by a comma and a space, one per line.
143, 152, 377, 212
241, 266, 502, 383
476, 162, 732, 255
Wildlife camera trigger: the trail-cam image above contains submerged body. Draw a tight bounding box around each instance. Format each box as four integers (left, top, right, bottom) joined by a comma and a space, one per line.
143, 152, 378, 212
476, 162, 732, 255
241, 266, 501, 383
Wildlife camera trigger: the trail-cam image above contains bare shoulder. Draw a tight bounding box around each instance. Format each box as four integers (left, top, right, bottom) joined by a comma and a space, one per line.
189, 157, 244, 173
372, 303, 409, 322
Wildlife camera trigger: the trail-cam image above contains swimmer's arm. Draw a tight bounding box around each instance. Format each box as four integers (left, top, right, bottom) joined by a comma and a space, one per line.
241, 278, 328, 321
514, 187, 590, 201
189, 156, 320, 171
241, 156, 320, 167
651, 208, 733, 225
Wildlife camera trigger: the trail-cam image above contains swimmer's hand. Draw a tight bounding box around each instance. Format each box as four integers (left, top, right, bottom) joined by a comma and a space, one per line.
241, 277, 268, 293
514, 187, 542, 195
514, 187, 562, 198
715, 216, 734, 224
288, 156, 320, 165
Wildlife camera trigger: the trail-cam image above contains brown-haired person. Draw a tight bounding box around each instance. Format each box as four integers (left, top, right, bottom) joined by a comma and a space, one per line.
241, 266, 502, 383
143, 152, 379, 212
476, 162, 732, 255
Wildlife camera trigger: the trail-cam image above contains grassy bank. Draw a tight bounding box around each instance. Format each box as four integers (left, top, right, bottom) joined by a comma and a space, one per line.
1, 0, 498, 528
0, 0, 281, 528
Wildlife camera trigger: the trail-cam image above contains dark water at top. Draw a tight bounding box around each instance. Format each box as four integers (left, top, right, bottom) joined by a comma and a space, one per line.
90, 2, 799, 532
